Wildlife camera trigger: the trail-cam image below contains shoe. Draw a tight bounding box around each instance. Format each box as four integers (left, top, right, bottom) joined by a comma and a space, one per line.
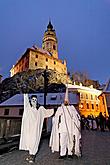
59, 155, 66, 159
68, 155, 73, 159
25, 155, 30, 161
74, 154, 81, 159
29, 160, 34, 163
28, 155, 35, 163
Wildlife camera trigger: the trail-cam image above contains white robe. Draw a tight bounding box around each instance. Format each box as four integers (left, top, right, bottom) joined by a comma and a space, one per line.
49, 104, 81, 154
71, 105, 81, 156
19, 94, 54, 155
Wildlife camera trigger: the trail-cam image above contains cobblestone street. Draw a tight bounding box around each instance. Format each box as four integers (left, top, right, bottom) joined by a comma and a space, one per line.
0, 130, 110, 165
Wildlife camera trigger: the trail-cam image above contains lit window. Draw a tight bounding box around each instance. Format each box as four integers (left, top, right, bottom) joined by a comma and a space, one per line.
86, 94, 88, 99
80, 93, 83, 99
91, 95, 93, 100
80, 103, 83, 109
95, 95, 97, 100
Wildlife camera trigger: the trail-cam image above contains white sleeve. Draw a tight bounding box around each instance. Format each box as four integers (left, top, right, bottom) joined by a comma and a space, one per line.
41, 106, 54, 118
23, 94, 30, 114
54, 107, 62, 129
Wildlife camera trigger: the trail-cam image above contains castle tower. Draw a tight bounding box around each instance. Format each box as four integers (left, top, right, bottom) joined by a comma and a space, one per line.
42, 21, 58, 59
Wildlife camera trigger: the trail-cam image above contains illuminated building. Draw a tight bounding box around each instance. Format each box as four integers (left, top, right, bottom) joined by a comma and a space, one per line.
67, 83, 108, 117
10, 21, 67, 77
98, 79, 110, 117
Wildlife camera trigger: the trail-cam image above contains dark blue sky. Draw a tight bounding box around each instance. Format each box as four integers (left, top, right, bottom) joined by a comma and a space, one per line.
0, 0, 110, 84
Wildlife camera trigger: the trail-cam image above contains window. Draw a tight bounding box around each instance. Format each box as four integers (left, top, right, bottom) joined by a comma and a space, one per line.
53, 45, 56, 50
92, 104, 94, 109
49, 42, 52, 48
80, 93, 83, 99
87, 103, 89, 109
54, 61, 56, 65
96, 104, 98, 111
95, 95, 97, 100
46, 58, 48, 62
35, 62, 37, 66
86, 94, 88, 99
91, 95, 93, 100
19, 109, 24, 115
4, 109, 9, 115
50, 95, 57, 100
36, 55, 38, 58
46, 66, 48, 69
80, 103, 84, 109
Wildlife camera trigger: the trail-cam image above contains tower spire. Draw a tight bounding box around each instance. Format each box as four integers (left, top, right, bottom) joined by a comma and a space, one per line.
42, 21, 58, 59
47, 20, 53, 30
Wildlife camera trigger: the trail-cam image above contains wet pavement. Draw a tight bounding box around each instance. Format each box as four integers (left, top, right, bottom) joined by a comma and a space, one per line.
0, 130, 110, 165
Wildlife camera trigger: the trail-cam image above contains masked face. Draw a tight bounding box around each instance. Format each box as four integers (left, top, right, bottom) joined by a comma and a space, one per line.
64, 101, 69, 106
30, 97, 37, 107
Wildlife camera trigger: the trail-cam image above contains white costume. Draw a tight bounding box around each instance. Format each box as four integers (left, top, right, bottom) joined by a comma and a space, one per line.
71, 105, 81, 156
49, 104, 81, 157
19, 94, 54, 155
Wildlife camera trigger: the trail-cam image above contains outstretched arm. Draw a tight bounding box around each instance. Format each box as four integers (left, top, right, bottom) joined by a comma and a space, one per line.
23, 94, 30, 115
42, 107, 54, 118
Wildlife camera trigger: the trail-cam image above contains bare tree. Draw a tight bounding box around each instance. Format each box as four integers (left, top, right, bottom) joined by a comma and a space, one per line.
71, 71, 100, 89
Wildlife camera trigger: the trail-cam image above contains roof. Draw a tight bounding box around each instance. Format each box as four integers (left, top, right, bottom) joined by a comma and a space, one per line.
67, 84, 102, 95
31, 45, 51, 56
103, 79, 110, 93
0, 92, 79, 107
47, 21, 53, 30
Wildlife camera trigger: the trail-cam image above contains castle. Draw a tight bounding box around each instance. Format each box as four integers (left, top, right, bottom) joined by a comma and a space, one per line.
10, 21, 67, 77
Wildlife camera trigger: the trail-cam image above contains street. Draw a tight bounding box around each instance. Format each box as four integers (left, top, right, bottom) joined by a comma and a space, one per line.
0, 130, 110, 165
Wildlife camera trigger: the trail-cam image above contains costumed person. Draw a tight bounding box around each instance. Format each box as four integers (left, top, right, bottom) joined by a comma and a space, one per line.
19, 94, 54, 163
49, 86, 81, 159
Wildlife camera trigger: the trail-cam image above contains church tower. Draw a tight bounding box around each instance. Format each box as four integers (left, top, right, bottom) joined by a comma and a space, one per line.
42, 21, 58, 59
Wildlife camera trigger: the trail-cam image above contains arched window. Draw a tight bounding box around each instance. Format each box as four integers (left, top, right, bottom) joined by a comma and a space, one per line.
53, 45, 56, 50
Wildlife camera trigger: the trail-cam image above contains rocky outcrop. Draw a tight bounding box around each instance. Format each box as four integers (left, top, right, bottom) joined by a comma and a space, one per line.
0, 69, 71, 103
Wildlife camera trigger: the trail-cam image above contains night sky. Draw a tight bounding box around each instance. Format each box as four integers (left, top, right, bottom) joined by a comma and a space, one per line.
0, 0, 110, 84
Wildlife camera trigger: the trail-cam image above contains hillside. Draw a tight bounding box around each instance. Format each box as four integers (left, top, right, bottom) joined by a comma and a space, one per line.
0, 69, 70, 103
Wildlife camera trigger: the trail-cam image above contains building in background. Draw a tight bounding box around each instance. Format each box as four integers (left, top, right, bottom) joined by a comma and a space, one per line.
10, 21, 67, 77
98, 79, 110, 116
67, 83, 108, 117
